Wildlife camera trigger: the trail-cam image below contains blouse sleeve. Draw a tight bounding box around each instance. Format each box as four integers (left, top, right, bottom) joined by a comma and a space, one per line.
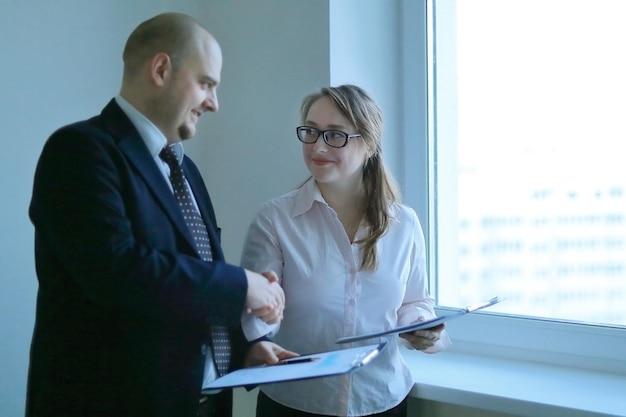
397, 208, 452, 353
239, 204, 283, 341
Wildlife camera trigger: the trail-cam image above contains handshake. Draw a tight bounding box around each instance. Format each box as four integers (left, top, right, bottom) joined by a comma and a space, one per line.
244, 270, 284, 324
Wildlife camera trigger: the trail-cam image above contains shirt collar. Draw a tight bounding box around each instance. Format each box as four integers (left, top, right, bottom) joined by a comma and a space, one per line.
293, 178, 327, 217
114, 95, 184, 165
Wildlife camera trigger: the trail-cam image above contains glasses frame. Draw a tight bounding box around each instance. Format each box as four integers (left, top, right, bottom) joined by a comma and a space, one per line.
296, 126, 362, 148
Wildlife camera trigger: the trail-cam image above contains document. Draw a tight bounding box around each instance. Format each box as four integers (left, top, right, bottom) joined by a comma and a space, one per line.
336, 296, 503, 344
202, 342, 387, 391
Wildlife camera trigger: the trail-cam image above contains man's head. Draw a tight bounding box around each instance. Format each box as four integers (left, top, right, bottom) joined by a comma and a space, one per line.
120, 13, 222, 143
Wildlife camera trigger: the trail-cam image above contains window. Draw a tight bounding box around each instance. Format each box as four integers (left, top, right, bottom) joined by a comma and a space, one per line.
402, 0, 626, 372
431, 0, 626, 326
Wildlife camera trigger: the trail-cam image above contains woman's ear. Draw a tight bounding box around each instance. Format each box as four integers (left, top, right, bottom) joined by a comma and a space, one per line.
366, 145, 379, 161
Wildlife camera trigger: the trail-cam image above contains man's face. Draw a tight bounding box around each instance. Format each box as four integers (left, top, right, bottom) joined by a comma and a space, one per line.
159, 35, 222, 142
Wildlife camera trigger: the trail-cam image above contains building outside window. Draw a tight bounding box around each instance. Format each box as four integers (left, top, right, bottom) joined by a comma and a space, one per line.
430, 0, 626, 327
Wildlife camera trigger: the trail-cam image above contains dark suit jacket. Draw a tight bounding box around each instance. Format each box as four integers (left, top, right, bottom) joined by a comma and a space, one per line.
26, 99, 250, 417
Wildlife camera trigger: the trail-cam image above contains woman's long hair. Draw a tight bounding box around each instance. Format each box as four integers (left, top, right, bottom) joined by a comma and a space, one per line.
300, 85, 402, 270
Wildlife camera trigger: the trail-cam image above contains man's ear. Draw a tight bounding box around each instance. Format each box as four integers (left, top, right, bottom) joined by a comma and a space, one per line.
149, 53, 172, 87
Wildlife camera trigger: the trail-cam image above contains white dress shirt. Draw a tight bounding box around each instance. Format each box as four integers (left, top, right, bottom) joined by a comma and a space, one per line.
114, 95, 220, 388
241, 179, 451, 416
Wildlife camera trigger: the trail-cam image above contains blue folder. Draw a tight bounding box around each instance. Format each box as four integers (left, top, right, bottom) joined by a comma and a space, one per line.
202, 342, 387, 391
336, 296, 503, 344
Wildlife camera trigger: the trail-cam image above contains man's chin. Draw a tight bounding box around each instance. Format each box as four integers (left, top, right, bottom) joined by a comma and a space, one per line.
178, 125, 195, 141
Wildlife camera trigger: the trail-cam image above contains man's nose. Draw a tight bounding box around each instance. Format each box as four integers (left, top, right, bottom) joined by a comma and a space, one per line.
203, 91, 218, 113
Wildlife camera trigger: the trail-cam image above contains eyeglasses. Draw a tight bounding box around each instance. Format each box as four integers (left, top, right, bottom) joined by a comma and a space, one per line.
296, 126, 362, 148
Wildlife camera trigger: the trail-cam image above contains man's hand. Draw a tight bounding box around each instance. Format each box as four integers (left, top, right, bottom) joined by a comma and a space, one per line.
244, 270, 284, 324
399, 319, 445, 351
243, 341, 299, 368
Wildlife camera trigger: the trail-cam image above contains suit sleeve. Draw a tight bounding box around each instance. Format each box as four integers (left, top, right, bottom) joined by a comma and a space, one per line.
29, 125, 247, 325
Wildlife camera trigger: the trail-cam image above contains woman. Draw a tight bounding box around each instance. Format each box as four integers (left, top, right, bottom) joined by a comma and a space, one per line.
241, 85, 450, 416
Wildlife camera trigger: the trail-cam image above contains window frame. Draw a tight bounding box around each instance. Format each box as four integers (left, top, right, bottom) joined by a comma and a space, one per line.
401, 0, 626, 375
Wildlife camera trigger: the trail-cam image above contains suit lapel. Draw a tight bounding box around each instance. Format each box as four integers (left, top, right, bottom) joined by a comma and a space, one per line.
99, 100, 199, 254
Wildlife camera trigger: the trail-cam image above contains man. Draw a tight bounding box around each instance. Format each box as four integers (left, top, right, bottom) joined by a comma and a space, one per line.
26, 13, 292, 417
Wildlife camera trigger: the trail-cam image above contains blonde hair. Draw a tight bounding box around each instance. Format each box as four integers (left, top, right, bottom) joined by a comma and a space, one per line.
300, 85, 402, 270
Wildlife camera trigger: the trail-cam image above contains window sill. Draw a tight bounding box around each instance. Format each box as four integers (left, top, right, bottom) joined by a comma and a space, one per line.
401, 347, 626, 417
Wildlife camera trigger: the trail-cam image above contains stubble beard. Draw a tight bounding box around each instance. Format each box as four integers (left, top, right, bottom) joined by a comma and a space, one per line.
178, 123, 194, 141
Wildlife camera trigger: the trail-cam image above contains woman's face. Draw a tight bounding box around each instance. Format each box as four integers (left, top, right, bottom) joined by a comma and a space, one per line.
301, 96, 369, 188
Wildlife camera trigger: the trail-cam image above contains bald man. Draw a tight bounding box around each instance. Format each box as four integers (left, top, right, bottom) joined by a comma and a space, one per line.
26, 13, 292, 417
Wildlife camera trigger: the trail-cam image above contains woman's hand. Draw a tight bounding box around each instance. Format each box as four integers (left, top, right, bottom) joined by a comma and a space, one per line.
399, 319, 446, 351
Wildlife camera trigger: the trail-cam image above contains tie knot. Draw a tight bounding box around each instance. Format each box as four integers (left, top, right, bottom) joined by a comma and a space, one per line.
159, 146, 179, 168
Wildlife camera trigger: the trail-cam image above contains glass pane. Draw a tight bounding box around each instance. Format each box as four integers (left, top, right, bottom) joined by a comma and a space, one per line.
433, 0, 626, 326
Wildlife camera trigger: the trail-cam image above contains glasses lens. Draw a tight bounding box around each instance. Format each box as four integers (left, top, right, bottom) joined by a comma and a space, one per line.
323, 131, 348, 148
297, 127, 319, 143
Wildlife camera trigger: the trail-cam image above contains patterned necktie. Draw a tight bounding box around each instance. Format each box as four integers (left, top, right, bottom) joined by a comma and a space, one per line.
159, 145, 231, 376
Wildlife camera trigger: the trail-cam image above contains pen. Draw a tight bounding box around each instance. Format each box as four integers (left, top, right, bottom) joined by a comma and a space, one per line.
274, 357, 320, 365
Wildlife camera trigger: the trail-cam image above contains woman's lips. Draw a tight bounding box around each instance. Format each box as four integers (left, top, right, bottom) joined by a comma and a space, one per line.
312, 158, 333, 166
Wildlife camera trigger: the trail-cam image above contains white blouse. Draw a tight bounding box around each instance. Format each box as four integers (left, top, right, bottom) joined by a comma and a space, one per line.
241, 179, 450, 416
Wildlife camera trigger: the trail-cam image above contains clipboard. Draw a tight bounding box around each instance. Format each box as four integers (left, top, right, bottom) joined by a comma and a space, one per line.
336, 296, 503, 344
202, 342, 387, 391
